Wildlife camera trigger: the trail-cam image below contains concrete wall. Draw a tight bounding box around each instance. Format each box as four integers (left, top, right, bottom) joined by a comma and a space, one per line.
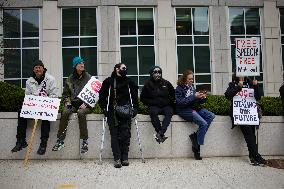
0, 113, 283, 160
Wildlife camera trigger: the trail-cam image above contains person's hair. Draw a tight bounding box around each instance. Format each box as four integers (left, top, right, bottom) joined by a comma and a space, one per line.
177, 69, 193, 86
111, 63, 125, 77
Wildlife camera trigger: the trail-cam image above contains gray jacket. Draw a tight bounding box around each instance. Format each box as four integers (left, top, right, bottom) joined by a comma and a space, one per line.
25, 73, 58, 98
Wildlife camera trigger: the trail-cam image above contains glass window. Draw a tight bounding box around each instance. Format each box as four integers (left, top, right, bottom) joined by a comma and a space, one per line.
3, 9, 40, 88
229, 8, 263, 95
176, 8, 211, 92
120, 8, 155, 87
280, 8, 284, 80
62, 8, 98, 84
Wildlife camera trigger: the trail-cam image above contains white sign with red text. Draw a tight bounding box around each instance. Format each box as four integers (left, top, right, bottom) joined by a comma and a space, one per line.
233, 88, 259, 125
20, 95, 61, 121
235, 38, 260, 76
78, 77, 102, 107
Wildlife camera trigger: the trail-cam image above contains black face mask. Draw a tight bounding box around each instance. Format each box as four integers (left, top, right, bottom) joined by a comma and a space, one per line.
118, 69, 127, 77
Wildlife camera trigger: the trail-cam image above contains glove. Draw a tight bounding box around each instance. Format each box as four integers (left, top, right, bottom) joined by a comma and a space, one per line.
132, 108, 138, 118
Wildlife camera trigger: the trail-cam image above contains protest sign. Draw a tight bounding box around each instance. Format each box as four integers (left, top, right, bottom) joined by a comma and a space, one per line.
78, 77, 102, 107
233, 88, 259, 125
20, 95, 61, 121
235, 38, 260, 76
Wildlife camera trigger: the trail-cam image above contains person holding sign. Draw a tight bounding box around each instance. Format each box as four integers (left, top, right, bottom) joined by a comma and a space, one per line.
175, 70, 215, 160
11, 60, 58, 155
98, 63, 138, 168
225, 74, 266, 166
52, 56, 92, 154
140, 66, 175, 144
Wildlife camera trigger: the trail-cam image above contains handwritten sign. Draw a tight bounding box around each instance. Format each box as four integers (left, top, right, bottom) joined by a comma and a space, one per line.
78, 77, 102, 107
233, 88, 259, 125
235, 38, 260, 76
20, 95, 61, 121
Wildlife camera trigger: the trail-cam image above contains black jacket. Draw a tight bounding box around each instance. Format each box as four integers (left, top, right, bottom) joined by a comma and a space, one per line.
224, 77, 260, 127
140, 78, 175, 108
98, 75, 138, 127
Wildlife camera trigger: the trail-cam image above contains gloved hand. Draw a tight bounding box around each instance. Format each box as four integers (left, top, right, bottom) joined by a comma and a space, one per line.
132, 108, 138, 118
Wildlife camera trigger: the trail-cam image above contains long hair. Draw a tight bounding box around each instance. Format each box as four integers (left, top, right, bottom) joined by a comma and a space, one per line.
177, 69, 193, 86
111, 63, 124, 77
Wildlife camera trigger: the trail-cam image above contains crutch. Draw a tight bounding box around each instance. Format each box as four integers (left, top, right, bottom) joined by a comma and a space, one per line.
23, 119, 38, 169
99, 87, 111, 164
134, 118, 145, 163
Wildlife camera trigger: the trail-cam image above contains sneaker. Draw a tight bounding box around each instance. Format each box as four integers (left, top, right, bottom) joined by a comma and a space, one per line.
81, 139, 88, 154
255, 154, 267, 166
52, 140, 64, 151
114, 160, 122, 168
121, 160, 129, 166
11, 140, 28, 153
154, 133, 163, 144
249, 157, 260, 166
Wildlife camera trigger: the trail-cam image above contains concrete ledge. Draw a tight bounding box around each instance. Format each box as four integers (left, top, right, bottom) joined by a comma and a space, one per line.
0, 113, 283, 160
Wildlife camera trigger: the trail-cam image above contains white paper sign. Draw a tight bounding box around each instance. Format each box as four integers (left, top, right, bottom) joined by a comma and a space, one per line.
235, 38, 260, 76
233, 88, 259, 125
78, 77, 102, 107
20, 95, 61, 121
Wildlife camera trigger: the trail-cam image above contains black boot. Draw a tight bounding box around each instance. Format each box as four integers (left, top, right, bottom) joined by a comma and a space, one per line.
189, 132, 198, 149
192, 145, 202, 160
37, 139, 47, 155
11, 139, 28, 153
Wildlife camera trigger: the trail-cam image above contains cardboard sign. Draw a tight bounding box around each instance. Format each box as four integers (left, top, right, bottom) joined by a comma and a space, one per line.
78, 77, 102, 107
235, 38, 260, 76
233, 88, 259, 125
20, 95, 61, 121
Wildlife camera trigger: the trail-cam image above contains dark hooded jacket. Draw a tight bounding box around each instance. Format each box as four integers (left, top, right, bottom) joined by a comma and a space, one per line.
224, 77, 260, 128
98, 74, 138, 127
140, 67, 175, 108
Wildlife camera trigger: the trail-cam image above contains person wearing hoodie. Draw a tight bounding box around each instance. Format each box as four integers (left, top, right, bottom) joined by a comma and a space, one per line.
175, 70, 215, 160
140, 66, 175, 143
225, 74, 267, 166
98, 63, 138, 168
52, 56, 91, 154
11, 60, 58, 155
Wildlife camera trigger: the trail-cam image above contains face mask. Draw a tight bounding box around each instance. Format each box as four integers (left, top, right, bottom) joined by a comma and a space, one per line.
152, 73, 161, 81
118, 69, 127, 77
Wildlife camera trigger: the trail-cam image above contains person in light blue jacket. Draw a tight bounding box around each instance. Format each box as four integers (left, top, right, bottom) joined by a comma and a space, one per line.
175, 70, 215, 160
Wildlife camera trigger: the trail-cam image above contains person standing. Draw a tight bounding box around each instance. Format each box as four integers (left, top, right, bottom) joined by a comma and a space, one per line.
52, 56, 92, 154
99, 63, 138, 168
11, 60, 58, 155
225, 75, 266, 166
175, 70, 215, 160
140, 66, 175, 143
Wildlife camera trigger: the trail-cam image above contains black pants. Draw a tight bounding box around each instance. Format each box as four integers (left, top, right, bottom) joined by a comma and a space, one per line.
149, 106, 173, 135
239, 125, 258, 158
109, 119, 131, 161
16, 112, 50, 141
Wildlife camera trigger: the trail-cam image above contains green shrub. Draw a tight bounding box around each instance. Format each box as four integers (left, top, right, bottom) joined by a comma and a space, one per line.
1, 82, 283, 116
0, 82, 25, 112
259, 96, 283, 116
201, 95, 231, 115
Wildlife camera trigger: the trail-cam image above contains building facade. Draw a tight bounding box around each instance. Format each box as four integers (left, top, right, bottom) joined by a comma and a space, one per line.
0, 0, 283, 96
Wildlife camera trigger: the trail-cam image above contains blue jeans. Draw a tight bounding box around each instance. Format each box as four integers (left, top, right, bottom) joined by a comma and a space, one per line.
192, 108, 215, 145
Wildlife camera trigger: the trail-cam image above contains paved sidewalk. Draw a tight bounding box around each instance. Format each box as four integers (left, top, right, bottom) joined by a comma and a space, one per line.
0, 157, 283, 189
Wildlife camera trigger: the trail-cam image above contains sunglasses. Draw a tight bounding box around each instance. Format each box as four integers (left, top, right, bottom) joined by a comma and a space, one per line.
121, 67, 127, 70
152, 70, 161, 74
